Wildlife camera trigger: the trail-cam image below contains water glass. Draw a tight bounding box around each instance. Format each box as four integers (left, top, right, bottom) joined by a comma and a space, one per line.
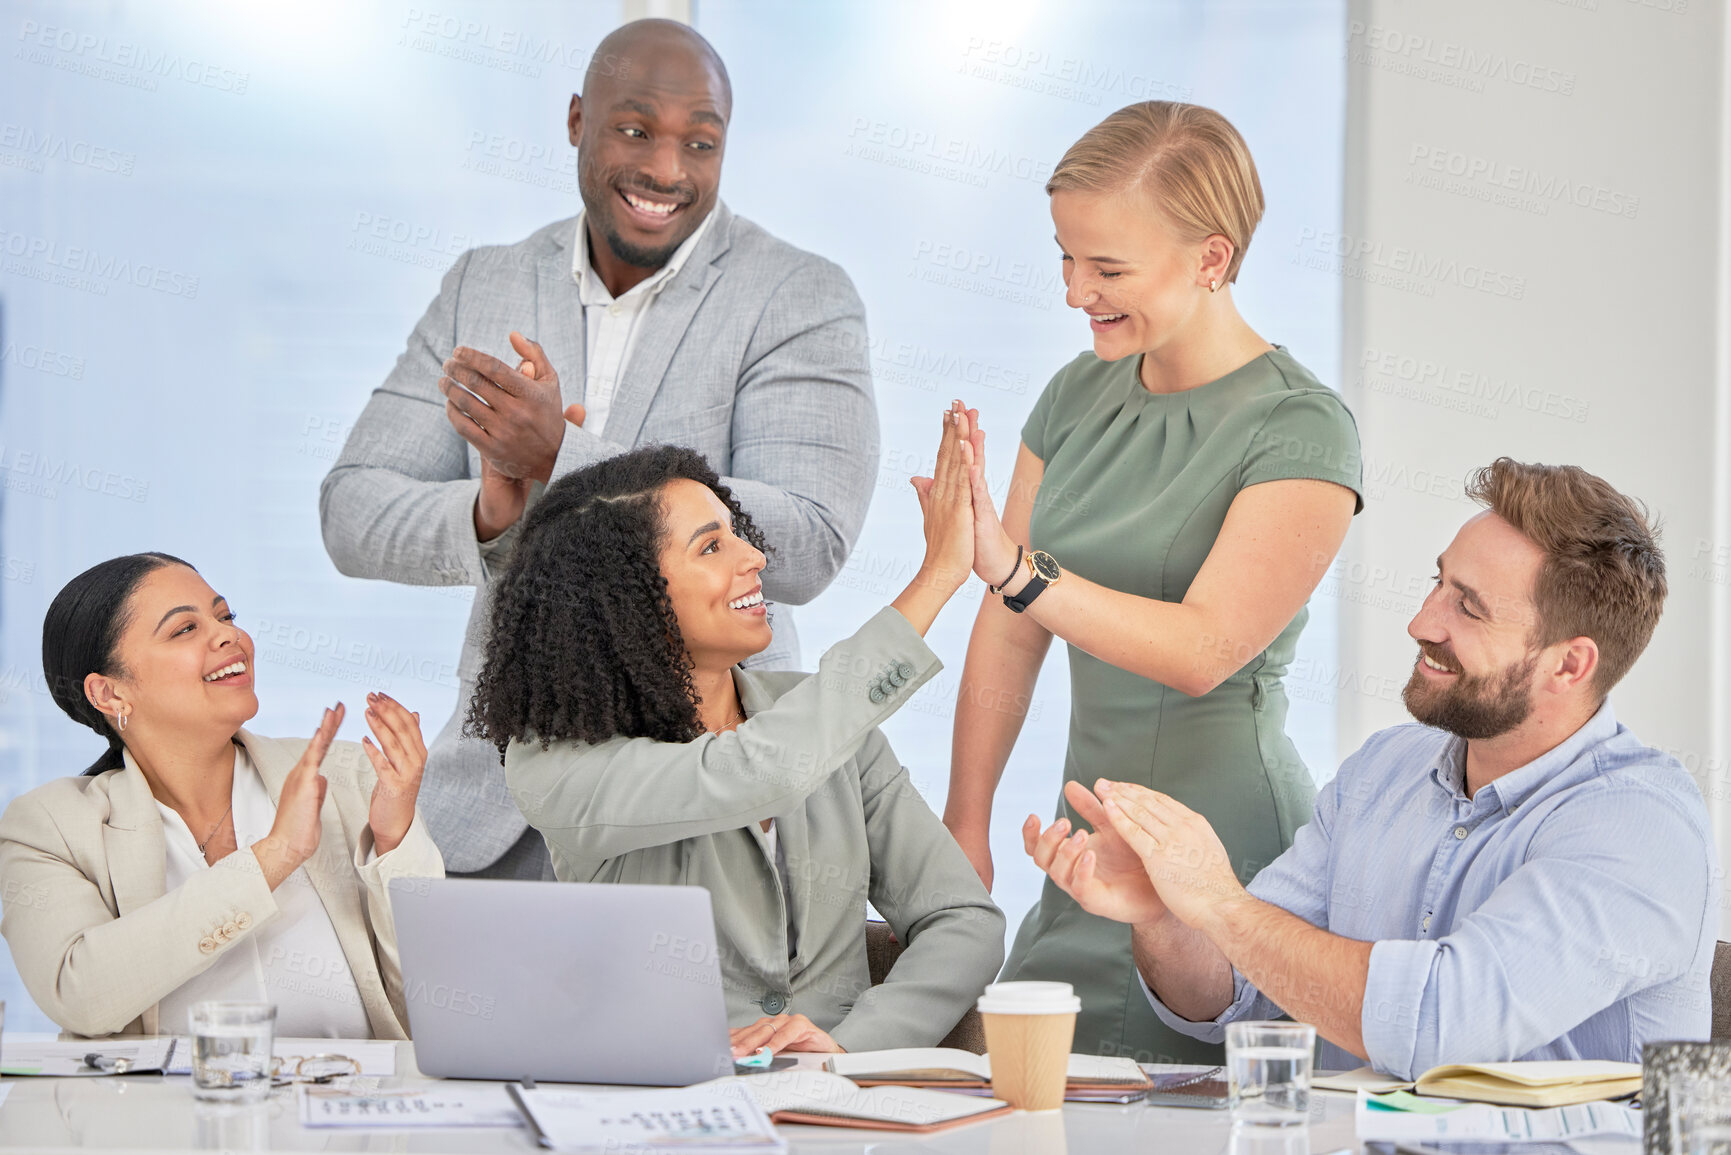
1224, 1020, 1315, 1127
1670, 1076, 1731, 1155
187, 1001, 276, 1102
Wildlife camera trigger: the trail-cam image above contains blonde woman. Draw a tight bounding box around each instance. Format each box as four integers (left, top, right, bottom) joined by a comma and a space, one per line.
944, 102, 1364, 1061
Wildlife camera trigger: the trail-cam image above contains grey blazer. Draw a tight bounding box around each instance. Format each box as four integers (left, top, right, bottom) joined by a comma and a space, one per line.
319, 202, 878, 872
504, 607, 1006, 1053
0, 730, 443, 1039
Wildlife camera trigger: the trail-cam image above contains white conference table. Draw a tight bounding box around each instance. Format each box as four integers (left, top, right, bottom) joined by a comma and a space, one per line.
0, 1042, 1394, 1153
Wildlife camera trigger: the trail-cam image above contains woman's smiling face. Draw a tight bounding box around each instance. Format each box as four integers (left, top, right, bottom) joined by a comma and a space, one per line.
656, 478, 771, 671
1051, 187, 1220, 364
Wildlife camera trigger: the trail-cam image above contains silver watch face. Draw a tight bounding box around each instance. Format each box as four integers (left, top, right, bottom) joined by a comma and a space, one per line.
1029, 551, 1060, 581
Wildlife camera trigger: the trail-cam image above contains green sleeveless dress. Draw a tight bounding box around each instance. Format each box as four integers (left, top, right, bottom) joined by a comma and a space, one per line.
1000, 347, 1363, 1062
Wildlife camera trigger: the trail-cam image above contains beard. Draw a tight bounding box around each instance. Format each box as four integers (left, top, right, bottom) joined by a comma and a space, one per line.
579, 163, 701, 270
1402, 645, 1539, 740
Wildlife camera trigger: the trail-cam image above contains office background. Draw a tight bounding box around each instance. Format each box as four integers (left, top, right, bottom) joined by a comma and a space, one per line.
0, 0, 1722, 1031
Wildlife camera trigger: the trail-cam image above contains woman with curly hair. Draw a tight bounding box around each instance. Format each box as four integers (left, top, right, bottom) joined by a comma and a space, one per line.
469, 405, 1004, 1055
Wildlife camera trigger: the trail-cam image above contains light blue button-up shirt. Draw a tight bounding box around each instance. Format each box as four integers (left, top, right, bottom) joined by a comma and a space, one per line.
1143, 700, 1719, 1078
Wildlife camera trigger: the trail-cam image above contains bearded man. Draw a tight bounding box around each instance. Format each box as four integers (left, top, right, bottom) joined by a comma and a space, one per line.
1023, 457, 1716, 1076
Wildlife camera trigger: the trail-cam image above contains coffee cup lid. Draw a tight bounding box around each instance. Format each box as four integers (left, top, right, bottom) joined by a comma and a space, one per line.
975, 981, 1081, 1015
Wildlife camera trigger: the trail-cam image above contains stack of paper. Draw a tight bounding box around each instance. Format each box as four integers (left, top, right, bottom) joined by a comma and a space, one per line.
0, 1037, 176, 1077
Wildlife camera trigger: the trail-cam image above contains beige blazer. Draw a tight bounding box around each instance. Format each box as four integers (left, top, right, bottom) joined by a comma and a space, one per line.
0, 729, 443, 1039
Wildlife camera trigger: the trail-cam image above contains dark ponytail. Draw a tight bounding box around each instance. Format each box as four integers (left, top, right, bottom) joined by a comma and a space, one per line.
41, 552, 192, 776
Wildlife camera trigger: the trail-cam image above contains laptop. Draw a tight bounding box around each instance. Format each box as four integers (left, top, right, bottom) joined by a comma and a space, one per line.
388, 878, 735, 1085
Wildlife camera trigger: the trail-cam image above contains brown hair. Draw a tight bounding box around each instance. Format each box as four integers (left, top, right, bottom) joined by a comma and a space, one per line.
1046, 101, 1265, 284
1466, 458, 1665, 695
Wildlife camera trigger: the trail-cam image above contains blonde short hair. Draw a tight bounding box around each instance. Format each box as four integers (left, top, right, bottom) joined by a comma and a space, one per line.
1046, 102, 1265, 284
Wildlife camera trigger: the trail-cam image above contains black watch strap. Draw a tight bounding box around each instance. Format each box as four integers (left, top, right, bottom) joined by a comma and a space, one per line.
1002, 574, 1048, 614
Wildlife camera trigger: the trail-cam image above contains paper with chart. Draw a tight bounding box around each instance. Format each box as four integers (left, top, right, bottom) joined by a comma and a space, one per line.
510, 1082, 785, 1153
299, 1084, 523, 1128
1354, 1088, 1643, 1143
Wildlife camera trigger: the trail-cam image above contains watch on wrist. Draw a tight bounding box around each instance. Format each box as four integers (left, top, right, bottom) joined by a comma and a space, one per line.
1003, 550, 1061, 614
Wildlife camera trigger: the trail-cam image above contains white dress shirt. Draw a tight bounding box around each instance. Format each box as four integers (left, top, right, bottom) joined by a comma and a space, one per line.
571, 208, 715, 437
156, 747, 372, 1039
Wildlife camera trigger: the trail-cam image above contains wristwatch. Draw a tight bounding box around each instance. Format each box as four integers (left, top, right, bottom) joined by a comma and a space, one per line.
1003, 550, 1061, 613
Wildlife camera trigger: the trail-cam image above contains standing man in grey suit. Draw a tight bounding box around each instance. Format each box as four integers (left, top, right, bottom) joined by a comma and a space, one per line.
319, 19, 878, 879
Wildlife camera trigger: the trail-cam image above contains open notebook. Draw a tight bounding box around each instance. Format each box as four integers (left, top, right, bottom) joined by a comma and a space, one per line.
718, 1071, 1012, 1132
826, 1048, 1152, 1093
1314, 1061, 1642, 1107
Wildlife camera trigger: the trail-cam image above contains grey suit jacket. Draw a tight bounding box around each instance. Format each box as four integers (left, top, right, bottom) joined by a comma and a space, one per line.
0, 730, 443, 1039
504, 607, 1006, 1053
319, 202, 878, 871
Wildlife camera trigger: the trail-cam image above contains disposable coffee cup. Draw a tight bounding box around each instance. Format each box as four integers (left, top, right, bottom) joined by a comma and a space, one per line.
977, 981, 1080, 1112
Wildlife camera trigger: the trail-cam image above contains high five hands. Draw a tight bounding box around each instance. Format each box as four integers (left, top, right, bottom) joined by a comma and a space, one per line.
894, 401, 984, 635
440, 331, 586, 540
1023, 779, 1249, 933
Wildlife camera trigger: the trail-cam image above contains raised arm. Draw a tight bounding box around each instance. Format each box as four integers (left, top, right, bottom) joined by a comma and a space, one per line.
978, 470, 1354, 696
942, 442, 1053, 889
505, 607, 942, 868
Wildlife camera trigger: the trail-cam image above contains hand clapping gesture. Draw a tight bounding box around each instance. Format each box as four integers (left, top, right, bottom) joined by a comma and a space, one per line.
360, 691, 429, 857
1024, 778, 1248, 932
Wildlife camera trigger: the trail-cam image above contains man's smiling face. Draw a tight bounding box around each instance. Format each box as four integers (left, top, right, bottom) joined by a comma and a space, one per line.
571, 31, 729, 270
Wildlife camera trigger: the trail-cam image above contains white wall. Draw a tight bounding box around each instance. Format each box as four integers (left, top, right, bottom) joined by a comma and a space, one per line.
1335, 0, 1731, 898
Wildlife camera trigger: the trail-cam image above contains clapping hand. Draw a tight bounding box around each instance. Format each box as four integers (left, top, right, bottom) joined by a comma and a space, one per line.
466, 338, 586, 540
360, 692, 428, 856
253, 704, 341, 890
442, 331, 584, 485
1023, 780, 1170, 927
1092, 780, 1248, 931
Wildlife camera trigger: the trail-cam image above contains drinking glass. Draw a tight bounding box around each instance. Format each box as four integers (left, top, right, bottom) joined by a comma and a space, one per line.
187, 1002, 276, 1102
1224, 1020, 1315, 1127
1670, 1076, 1731, 1155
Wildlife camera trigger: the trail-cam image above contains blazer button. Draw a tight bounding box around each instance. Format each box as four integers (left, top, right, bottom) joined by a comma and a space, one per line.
896, 661, 915, 681
223, 921, 241, 939
868, 685, 886, 704
198, 937, 218, 955
887, 667, 907, 687
235, 912, 253, 931
762, 992, 787, 1015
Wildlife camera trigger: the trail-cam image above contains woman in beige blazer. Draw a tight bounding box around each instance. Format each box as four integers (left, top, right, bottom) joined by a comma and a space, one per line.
471, 406, 1005, 1057
0, 553, 442, 1039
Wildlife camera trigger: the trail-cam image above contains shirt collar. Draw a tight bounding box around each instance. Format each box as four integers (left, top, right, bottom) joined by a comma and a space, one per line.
1426, 698, 1620, 813
571, 206, 716, 307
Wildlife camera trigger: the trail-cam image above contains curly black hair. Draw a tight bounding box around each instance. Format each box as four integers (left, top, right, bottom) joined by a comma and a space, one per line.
466, 444, 771, 755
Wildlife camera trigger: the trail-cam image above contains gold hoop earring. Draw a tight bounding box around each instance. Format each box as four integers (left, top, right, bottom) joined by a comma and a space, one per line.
117, 710, 129, 732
